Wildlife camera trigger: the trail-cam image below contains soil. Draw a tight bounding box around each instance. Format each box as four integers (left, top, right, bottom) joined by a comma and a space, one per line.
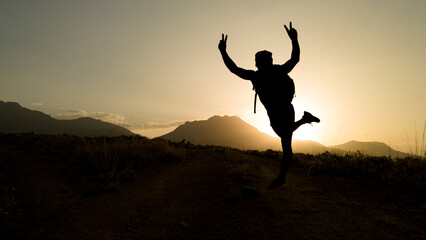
1, 136, 425, 240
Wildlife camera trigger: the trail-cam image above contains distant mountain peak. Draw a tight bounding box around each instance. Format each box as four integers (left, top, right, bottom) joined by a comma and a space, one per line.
208, 115, 238, 120
160, 115, 332, 153
1, 101, 31, 110
333, 140, 410, 158
160, 115, 277, 150
0, 101, 134, 137
1, 101, 20, 106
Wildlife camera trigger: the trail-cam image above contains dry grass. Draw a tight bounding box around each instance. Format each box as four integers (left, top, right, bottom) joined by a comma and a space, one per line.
1, 133, 424, 190
294, 151, 426, 190
1, 133, 425, 239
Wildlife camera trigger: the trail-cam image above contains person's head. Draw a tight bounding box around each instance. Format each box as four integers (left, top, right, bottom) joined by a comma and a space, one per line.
255, 50, 273, 70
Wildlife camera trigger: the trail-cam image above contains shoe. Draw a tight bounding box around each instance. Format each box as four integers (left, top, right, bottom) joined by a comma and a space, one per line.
302, 111, 320, 124
268, 175, 286, 189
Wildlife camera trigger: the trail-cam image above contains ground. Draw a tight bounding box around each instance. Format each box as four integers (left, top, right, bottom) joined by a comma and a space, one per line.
0, 135, 425, 239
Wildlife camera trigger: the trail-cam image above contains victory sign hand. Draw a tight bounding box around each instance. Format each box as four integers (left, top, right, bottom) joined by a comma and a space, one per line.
218, 34, 228, 52
284, 22, 298, 40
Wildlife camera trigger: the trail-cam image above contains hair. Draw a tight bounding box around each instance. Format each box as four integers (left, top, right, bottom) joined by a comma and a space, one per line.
255, 50, 273, 69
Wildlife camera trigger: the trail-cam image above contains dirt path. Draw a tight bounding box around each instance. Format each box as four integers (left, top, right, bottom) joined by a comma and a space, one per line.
1, 144, 425, 239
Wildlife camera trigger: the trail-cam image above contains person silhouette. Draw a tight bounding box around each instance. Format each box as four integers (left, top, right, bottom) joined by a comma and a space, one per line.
219, 22, 320, 189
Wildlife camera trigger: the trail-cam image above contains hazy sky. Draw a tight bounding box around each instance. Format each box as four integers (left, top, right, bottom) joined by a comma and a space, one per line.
1, 0, 425, 153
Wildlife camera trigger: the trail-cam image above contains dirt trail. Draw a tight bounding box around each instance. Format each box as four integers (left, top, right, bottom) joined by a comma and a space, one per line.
1, 145, 425, 240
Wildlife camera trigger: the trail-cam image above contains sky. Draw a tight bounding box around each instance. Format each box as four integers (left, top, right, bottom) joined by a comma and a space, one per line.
1, 0, 425, 153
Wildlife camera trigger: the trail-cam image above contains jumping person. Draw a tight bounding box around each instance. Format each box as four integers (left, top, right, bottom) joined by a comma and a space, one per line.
218, 22, 320, 189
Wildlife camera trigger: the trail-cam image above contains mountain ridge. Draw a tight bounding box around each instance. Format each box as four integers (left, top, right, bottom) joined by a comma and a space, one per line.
161, 115, 411, 158
331, 140, 410, 158
0, 101, 133, 137
162, 115, 281, 151
1, 101, 411, 157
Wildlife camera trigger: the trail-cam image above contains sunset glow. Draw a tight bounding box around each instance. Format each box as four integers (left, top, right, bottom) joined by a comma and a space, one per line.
1, 0, 425, 152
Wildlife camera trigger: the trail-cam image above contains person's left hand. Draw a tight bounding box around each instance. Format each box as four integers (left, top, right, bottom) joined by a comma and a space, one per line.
284, 22, 298, 40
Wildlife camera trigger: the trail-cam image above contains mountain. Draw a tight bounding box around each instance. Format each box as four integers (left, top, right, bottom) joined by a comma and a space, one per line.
331, 141, 411, 158
160, 115, 410, 157
160, 115, 338, 154
0, 101, 133, 137
161, 115, 280, 150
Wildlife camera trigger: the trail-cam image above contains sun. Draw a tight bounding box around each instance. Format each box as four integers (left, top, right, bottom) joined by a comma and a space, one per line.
258, 124, 278, 137
293, 124, 316, 141
249, 107, 318, 141
252, 110, 278, 137
257, 117, 316, 140
243, 102, 320, 142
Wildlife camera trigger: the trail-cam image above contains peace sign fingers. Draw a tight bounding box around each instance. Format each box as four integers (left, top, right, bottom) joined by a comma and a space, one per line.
219, 33, 228, 52
284, 21, 292, 34
284, 25, 290, 34
284, 22, 297, 40
222, 34, 228, 42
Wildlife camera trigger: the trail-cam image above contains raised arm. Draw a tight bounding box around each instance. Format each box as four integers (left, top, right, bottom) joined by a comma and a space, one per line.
218, 34, 255, 80
281, 22, 300, 73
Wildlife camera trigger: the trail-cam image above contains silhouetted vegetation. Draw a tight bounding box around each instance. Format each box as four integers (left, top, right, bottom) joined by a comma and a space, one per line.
1, 134, 424, 190
1, 133, 425, 239
293, 152, 426, 190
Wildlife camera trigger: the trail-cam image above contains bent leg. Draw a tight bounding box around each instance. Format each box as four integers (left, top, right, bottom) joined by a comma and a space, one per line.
268, 105, 320, 189
292, 119, 304, 132
293, 111, 320, 132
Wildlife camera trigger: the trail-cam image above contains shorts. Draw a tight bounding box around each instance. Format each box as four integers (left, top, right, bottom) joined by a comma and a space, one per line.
267, 103, 295, 138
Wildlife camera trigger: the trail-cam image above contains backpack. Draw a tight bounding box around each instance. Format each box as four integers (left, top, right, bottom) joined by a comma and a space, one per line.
251, 72, 295, 114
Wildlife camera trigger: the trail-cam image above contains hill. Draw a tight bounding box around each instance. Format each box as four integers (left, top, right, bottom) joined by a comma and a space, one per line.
161, 115, 281, 150
160, 116, 411, 158
161, 115, 411, 157
0, 101, 133, 136
161, 115, 336, 154
332, 140, 411, 158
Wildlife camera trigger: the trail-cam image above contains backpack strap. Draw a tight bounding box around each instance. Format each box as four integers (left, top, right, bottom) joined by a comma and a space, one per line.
253, 86, 257, 114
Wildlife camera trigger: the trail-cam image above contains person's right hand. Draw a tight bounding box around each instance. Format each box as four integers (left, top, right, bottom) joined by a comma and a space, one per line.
218, 34, 228, 52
